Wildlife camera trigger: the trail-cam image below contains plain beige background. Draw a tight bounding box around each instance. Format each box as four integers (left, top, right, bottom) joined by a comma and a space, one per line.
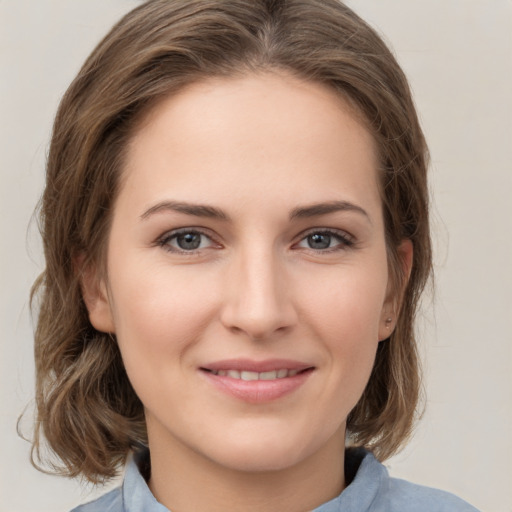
1, 1, 511, 511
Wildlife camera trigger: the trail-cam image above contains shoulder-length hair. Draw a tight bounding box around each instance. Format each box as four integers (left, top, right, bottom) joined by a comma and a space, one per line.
31, 0, 431, 483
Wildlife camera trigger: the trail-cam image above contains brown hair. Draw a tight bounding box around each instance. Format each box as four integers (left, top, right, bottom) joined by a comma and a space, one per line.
31, 0, 431, 483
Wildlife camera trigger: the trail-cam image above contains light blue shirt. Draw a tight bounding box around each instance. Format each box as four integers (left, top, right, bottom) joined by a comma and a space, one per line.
72, 448, 480, 511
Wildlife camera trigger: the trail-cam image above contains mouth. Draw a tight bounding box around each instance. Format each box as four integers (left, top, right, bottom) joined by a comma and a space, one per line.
201, 368, 312, 380
199, 359, 315, 403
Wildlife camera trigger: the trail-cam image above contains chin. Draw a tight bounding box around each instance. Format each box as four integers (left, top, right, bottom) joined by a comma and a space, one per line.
208, 441, 310, 473
201, 424, 340, 474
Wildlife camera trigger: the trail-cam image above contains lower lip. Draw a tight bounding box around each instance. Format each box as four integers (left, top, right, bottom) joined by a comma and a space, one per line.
200, 369, 314, 403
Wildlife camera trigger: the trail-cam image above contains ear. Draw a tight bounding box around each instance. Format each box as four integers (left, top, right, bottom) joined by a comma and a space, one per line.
378, 239, 413, 341
76, 255, 116, 334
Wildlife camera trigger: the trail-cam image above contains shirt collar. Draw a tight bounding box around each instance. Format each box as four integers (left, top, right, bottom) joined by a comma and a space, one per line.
122, 450, 170, 512
314, 448, 387, 511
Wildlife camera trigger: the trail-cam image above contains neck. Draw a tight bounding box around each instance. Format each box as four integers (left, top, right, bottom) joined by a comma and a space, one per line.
147, 426, 346, 512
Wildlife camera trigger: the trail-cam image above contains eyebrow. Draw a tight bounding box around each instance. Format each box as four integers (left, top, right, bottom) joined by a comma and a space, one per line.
289, 200, 371, 223
140, 199, 370, 223
140, 201, 230, 221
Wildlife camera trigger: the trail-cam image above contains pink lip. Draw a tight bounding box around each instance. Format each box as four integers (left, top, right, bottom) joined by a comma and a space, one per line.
199, 359, 315, 404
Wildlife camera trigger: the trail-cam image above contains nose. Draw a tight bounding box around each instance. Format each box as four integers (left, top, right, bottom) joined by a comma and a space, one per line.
220, 248, 297, 341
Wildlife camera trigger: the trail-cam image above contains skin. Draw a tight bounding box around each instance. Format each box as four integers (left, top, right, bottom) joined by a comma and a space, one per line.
84, 72, 412, 512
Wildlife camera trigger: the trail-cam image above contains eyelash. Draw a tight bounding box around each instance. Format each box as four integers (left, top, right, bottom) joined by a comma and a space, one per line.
156, 228, 218, 254
156, 227, 355, 255
294, 228, 355, 253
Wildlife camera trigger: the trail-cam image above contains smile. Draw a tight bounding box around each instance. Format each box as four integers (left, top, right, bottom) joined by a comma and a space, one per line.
204, 369, 304, 380
200, 360, 315, 403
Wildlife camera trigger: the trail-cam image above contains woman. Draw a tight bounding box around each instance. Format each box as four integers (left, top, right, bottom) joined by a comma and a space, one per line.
31, 1, 479, 510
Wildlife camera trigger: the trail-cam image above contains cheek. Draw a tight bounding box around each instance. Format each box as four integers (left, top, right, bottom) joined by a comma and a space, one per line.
106, 265, 225, 418
107, 262, 220, 367
299, 263, 387, 396
302, 262, 388, 340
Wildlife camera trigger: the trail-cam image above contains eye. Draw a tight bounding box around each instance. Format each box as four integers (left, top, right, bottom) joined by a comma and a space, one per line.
295, 229, 354, 251
158, 229, 217, 252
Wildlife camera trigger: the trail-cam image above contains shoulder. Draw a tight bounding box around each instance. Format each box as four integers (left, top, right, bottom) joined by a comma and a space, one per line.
386, 476, 480, 512
70, 449, 167, 512
333, 448, 480, 512
70, 487, 123, 512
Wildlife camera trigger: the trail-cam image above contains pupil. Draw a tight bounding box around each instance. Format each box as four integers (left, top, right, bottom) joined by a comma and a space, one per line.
177, 233, 201, 250
308, 233, 330, 249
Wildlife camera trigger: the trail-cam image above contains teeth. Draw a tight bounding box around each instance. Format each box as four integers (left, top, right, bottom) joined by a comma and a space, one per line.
241, 371, 259, 381
211, 368, 305, 380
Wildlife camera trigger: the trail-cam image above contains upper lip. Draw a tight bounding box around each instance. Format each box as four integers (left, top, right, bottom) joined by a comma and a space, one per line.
200, 358, 314, 373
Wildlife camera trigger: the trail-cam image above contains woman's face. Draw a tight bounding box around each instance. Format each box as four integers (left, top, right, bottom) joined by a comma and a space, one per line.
87, 72, 404, 474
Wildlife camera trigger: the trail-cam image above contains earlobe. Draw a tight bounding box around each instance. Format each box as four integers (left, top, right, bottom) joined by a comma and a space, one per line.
378, 239, 413, 341
76, 255, 115, 334
378, 314, 395, 342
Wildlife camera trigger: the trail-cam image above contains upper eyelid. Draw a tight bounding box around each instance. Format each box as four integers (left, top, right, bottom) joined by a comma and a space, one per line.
159, 226, 216, 240
296, 227, 354, 241
157, 227, 220, 249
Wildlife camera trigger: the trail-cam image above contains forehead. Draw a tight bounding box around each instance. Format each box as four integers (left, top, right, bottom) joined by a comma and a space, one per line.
120, 72, 381, 220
